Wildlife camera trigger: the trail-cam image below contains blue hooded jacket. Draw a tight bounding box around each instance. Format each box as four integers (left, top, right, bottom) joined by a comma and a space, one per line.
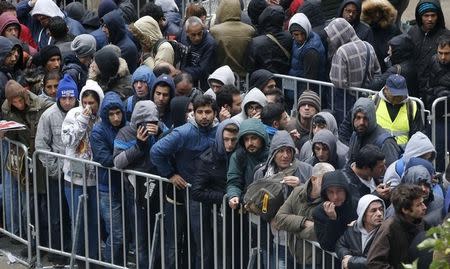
101, 9, 138, 73
125, 65, 157, 121
91, 91, 127, 193
150, 74, 176, 127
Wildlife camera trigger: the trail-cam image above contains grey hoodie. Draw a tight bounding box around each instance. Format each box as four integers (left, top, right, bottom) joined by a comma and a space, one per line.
231, 87, 267, 124
356, 194, 385, 252
383, 132, 435, 187
305, 129, 346, 169
299, 111, 349, 161
204, 65, 236, 99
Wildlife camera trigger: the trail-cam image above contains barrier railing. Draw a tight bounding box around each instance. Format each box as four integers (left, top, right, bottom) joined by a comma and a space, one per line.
431, 97, 449, 171
0, 138, 33, 267
273, 74, 427, 127
26, 148, 339, 269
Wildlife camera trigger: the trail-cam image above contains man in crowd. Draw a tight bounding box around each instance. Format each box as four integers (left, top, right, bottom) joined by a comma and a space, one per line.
151, 95, 218, 268
286, 90, 321, 152
174, 72, 203, 100
231, 87, 267, 124
313, 170, 358, 251
261, 102, 289, 140
305, 129, 347, 169
216, 85, 242, 121
347, 97, 402, 167
336, 194, 385, 269
367, 184, 427, 268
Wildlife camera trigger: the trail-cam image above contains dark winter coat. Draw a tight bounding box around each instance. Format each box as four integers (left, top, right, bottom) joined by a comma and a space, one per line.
0, 38, 24, 106
245, 5, 292, 75
102, 10, 138, 73
62, 54, 88, 92
338, 0, 374, 44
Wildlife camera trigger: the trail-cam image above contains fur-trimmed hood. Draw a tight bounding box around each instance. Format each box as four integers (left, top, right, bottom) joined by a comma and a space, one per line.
361, 0, 397, 29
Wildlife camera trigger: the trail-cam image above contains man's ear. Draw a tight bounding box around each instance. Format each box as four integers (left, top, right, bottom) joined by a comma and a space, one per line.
273, 120, 279, 129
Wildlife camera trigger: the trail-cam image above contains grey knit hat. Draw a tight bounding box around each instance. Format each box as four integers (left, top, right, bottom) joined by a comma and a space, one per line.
71, 34, 96, 58
297, 90, 321, 111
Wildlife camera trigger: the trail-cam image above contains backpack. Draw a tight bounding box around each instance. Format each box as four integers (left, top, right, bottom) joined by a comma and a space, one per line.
152, 38, 189, 66
243, 165, 295, 222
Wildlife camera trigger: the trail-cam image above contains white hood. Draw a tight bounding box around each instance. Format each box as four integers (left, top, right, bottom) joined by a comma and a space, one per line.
30, 0, 65, 18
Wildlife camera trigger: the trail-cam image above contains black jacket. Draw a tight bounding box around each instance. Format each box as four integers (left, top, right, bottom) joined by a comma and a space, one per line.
62, 54, 88, 92
369, 34, 417, 96
422, 55, 450, 110
337, 0, 374, 44
409, 0, 450, 91
336, 224, 379, 269
313, 170, 358, 252
245, 5, 292, 75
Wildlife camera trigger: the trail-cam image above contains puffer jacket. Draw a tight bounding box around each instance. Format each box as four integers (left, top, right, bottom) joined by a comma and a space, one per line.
102, 9, 138, 73
210, 0, 255, 77
245, 5, 292, 75
61, 80, 104, 186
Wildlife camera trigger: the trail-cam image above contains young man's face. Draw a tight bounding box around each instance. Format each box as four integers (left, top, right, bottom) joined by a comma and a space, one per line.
299, 103, 317, 120
274, 146, 293, 169
291, 30, 306, 45
262, 79, 276, 94
402, 197, 427, 221
353, 111, 369, 134
277, 112, 289, 130
243, 134, 263, 153
245, 102, 262, 118
194, 105, 215, 128
342, 3, 358, 23
45, 56, 61, 72
312, 121, 327, 135
108, 108, 123, 127
438, 44, 450, 65
133, 81, 149, 98
210, 80, 223, 94
419, 182, 431, 200
11, 96, 25, 111
223, 129, 238, 153
4, 48, 19, 67
231, 94, 242, 116
313, 143, 329, 162
326, 186, 346, 206
363, 201, 384, 229
3, 25, 19, 38
421, 11, 438, 32
369, 160, 386, 179
153, 85, 171, 109
36, 14, 50, 28
44, 79, 58, 98
82, 95, 99, 115
59, 96, 77, 112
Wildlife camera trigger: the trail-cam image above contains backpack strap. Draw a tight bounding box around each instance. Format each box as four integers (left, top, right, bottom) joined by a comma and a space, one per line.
152, 38, 167, 56
266, 34, 291, 60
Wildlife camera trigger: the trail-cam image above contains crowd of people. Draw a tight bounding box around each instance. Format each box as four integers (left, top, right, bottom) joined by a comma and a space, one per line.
0, 0, 449, 268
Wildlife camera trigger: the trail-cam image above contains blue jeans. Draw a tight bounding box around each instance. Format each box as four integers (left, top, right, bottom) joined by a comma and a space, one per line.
64, 184, 98, 260
271, 244, 297, 269
164, 199, 187, 269
2, 141, 20, 236
189, 200, 213, 269
99, 191, 124, 266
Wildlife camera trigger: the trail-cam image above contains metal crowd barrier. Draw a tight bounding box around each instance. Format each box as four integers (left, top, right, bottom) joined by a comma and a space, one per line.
0, 138, 33, 267
273, 74, 427, 127
431, 96, 449, 171
26, 149, 338, 269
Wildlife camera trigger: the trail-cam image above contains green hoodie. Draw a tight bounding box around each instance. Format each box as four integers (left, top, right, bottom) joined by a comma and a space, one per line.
226, 118, 269, 199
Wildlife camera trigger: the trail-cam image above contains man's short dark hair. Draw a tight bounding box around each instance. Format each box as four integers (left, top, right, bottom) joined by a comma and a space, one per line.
265, 87, 285, 104
0, 1, 16, 14
48, 16, 68, 39
437, 34, 450, 48
193, 94, 218, 113
216, 84, 240, 108
174, 72, 193, 86
261, 103, 285, 126
391, 184, 424, 215
140, 2, 164, 21
223, 123, 239, 134
154, 65, 171, 78
355, 144, 385, 170
312, 114, 327, 126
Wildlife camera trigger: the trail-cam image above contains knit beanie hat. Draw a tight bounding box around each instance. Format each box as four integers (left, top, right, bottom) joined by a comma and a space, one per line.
57, 74, 79, 100
37, 45, 61, 67
94, 46, 120, 80
71, 34, 96, 58
5, 79, 28, 104
417, 2, 438, 16
297, 90, 321, 111
98, 0, 118, 19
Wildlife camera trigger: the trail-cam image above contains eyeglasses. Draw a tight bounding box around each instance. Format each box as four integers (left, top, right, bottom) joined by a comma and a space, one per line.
247, 104, 262, 112
343, 8, 358, 15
